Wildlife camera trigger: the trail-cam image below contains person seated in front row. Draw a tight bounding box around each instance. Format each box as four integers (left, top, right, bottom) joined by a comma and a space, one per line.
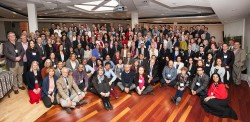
104, 62, 119, 99
171, 67, 189, 105
92, 67, 113, 110
42, 67, 58, 108
160, 60, 177, 87
190, 66, 210, 98
201, 73, 238, 120
147, 59, 159, 85
117, 64, 136, 94
72, 64, 89, 92
56, 67, 87, 114
26, 61, 43, 104
134, 66, 154, 95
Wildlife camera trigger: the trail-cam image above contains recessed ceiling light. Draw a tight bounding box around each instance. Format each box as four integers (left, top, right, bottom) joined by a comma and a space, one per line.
46, 1, 52, 3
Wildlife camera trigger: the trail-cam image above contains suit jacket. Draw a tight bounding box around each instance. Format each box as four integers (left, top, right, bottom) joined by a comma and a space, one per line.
36, 43, 46, 58
26, 71, 43, 90
55, 68, 62, 78
65, 59, 79, 71
92, 75, 111, 94
138, 59, 148, 69
186, 63, 196, 78
74, 48, 85, 60
190, 74, 210, 93
159, 48, 171, 59
233, 49, 246, 69
102, 47, 112, 59
138, 48, 149, 59
147, 63, 158, 78
171, 51, 183, 61
4, 41, 25, 68
183, 50, 196, 62
56, 75, 82, 100
195, 52, 206, 60
111, 45, 121, 56
42, 76, 58, 97
26, 49, 41, 67
56, 51, 68, 62
217, 50, 235, 67
73, 40, 84, 49
44, 44, 55, 58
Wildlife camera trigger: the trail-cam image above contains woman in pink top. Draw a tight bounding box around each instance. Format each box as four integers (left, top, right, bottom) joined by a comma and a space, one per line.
134, 67, 154, 95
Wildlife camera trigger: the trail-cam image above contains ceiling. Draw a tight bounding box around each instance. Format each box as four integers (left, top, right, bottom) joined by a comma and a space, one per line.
0, 0, 248, 23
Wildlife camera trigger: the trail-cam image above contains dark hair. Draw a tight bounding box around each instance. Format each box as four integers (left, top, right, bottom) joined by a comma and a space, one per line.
197, 66, 204, 71
28, 40, 38, 52
105, 62, 111, 66
210, 73, 222, 85
214, 57, 225, 67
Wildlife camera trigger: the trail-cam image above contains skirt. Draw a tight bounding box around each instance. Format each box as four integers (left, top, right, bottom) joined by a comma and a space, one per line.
28, 83, 41, 104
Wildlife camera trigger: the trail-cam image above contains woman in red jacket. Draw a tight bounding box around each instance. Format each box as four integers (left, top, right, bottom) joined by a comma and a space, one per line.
201, 73, 237, 120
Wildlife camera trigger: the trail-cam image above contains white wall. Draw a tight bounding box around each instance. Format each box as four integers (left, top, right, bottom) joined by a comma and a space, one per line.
244, 15, 250, 76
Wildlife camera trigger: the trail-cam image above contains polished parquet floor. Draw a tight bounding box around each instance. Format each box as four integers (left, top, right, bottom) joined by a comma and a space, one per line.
34, 81, 250, 122
0, 81, 249, 122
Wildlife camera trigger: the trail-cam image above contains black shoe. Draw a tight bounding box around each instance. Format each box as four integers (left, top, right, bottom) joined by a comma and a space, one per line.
104, 102, 109, 110
65, 108, 71, 114
76, 100, 88, 106
171, 96, 176, 103
14, 90, 19, 94
18, 86, 26, 90
107, 101, 113, 110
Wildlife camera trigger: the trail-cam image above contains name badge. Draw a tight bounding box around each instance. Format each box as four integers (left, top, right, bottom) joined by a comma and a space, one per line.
206, 63, 210, 67
15, 49, 18, 53
211, 92, 214, 96
167, 74, 171, 77
180, 83, 184, 87
80, 80, 83, 83
49, 88, 54, 92
196, 82, 200, 86
199, 57, 202, 59
139, 79, 142, 83
224, 55, 227, 58
35, 80, 38, 83
78, 55, 80, 58
64, 47, 66, 50
54, 65, 57, 68
188, 72, 191, 75
120, 73, 122, 76
32, 52, 36, 56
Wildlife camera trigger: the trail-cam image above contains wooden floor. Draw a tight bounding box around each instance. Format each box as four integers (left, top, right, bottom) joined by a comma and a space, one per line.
35, 81, 250, 122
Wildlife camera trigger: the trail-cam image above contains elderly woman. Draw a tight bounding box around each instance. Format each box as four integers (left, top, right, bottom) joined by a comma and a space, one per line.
41, 59, 52, 79
26, 61, 43, 104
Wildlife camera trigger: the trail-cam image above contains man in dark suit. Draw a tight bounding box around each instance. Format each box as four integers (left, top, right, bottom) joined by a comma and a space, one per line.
36, 37, 46, 68
217, 44, 235, 87
183, 45, 196, 64
111, 41, 121, 57
102, 42, 111, 59
87, 56, 97, 68
172, 46, 183, 61
138, 54, 148, 69
137, 43, 149, 59
4, 32, 26, 94
123, 52, 134, 65
49, 23, 55, 35
147, 59, 159, 85
190, 66, 210, 98
74, 43, 84, 63
73, 35, 84, 49
194, 46, 206, 61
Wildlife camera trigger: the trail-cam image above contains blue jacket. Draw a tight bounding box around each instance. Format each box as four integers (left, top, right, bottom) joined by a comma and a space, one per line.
41, 76, 58, 98
162, 66, 177, 82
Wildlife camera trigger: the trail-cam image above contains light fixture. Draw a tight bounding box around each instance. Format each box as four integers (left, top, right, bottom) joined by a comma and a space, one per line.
104, 0, 119, 7
82, 0, 103, 5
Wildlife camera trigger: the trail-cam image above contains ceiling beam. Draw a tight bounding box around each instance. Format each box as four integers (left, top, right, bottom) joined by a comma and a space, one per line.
91, 0, 110, 11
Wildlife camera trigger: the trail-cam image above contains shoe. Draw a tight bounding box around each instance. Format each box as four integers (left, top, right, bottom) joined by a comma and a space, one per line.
104, 102, 109, 110
14, 90, 19, 94
171, 96, 176, 103
107, 101, 113, 110
65, 108, 72, 114
175, 97, 181, 105
18, 86, 26, 90
76, 100, 88, 106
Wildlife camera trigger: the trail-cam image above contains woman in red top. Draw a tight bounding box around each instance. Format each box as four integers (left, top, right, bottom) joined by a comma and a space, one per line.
134, 67, 154, 95
201, 73, 237, 120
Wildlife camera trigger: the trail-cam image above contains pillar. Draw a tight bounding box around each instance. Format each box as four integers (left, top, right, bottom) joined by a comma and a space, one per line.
131, 11, 138, 29
27, 3, 38, 33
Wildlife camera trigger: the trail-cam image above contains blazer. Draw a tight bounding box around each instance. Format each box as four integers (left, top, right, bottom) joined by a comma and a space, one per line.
73, 40, 84, 49
44, 44, 55, 58
186, 63, 196, 78
4, 41, 25, 68
55, 68, 62, 78
65, 59, 79, 71
134, 73, 149, 87
217, 50, 235, 67
36, 43, 46, 58
26, 70, 43, 90
56, 51, 68, 62
26, 49, 41, 67
147, 63, 158, 78
183, 50, 196, 61
56, 75, 82, 100
233, 49, 246, 69
92, 75, 111, 94
159, 48, 171, 59
74, 48, 85, 60
102, 47, 112, 59
138, 59, 148, 69
190, 74, 210, 93
171, 51, 183, 61
137, 48, 149, 59
42, 76, 58, 98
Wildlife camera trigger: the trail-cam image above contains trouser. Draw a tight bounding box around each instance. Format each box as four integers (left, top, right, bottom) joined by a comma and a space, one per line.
136, 86, 154, 95
193, 85, 207, 98
9, 62, 24, 90
160, 79, 176, 87
42, 93, 58, 108
224, 67, 232, 84
232, 65, 242, 85
117, 82, 136, 91
150, 77, 160, 84
22, 62, 28, 85
175, 89, 185, 98
60, 94, 79, 108
78, 82, 86, 91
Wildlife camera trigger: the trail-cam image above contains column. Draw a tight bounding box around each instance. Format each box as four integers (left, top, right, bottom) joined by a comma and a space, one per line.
131, 11, 138, 29
27, 3, 38, 33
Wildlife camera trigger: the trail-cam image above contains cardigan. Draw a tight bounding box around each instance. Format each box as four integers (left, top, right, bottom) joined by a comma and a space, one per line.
207, 83, 227, 99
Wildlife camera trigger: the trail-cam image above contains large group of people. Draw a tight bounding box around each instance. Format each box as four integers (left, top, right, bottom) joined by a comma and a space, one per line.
3, 23, 246, 119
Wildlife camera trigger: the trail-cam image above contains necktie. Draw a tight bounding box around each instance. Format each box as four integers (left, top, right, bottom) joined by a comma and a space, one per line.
64, 78, 71, 96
